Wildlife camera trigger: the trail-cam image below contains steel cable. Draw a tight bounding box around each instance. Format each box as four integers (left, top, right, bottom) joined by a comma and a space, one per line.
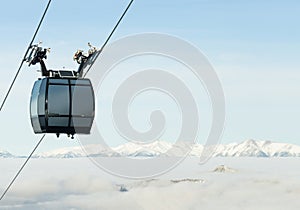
0, 0, 52, 111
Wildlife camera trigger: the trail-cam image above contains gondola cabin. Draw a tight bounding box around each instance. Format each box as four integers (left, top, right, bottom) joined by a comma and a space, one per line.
27, 44, 96, 139
30, 75, 95, 138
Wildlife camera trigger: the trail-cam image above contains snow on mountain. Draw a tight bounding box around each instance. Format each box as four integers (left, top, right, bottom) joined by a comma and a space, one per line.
34, 144, 119, 158
0, 148, 14, 158
113, 141, 172, 157
214, 139, 300, 157
25, 139, 300, 158
214, 139, 270, 157
34, 146, 85, 158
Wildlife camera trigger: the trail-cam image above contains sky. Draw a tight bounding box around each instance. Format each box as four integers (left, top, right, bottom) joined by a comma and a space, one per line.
0, 0, 300, 155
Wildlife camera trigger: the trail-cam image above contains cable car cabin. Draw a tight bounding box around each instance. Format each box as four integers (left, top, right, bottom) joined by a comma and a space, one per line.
25, 43, 96, 138
30, 74, 95, 138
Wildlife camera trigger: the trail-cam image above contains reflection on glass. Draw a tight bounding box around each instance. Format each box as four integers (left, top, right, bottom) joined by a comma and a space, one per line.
48, 85, 70, 116
71, 86, 94, 116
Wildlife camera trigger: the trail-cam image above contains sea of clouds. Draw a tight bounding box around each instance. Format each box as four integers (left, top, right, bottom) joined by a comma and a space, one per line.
0, 157, 300, 210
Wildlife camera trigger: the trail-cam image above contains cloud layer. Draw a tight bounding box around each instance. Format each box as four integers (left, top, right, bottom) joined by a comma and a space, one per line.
0, 157, 300, 210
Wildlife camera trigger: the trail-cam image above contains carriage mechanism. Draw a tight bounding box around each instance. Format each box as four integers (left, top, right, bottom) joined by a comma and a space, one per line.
25, 43, 96, 139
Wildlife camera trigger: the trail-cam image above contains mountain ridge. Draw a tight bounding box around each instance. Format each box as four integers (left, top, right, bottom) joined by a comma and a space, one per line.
0, 148, 14, 158
2, 139, 300, 158
34, 139, 300, 158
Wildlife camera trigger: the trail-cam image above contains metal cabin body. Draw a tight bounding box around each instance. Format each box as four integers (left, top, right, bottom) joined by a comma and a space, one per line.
28, 44, 95, 139
30, 77, 95, 138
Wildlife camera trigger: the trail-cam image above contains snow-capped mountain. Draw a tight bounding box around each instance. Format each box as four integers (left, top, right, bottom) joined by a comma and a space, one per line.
213, 139, 300, 157
114, 141, 172, 157
0, 149, 14, 158
34, 144, 120, 158
32, 139, 300, 158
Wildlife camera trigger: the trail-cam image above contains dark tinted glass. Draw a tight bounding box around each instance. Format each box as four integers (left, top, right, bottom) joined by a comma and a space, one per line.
70, 79, 91, 85
71, 117, 93, 127
59, 70, 74, 77
48, 79, 69, 84
71, 86, 94, 116
48, 117, 69, 127
48, 85, 70, 115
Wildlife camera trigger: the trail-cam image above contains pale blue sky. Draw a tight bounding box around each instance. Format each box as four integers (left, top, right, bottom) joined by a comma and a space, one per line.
0, 0, 300, 155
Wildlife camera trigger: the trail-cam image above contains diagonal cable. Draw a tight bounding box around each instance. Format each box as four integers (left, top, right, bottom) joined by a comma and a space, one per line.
83, 0, 135, 78
0, 134, 46, 201
0, 0, 134, 202
0, 0, 52, 112
0, 0, 51, 202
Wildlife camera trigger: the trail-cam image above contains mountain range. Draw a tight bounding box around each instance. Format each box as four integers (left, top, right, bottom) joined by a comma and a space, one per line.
0, 149, 14, 158
1, 139, 300, 158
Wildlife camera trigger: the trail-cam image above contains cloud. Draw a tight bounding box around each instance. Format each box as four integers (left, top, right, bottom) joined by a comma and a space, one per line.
1, 174, 118, 210
1, 158, 300, 210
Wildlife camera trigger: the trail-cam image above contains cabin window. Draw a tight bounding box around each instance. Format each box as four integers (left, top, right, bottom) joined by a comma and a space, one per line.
71, 86, 94, 117
48, 85, 70, 116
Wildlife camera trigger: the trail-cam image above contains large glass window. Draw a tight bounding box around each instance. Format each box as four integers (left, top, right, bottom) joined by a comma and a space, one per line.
48, 85, 70, 116
71, 86, 94, 117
